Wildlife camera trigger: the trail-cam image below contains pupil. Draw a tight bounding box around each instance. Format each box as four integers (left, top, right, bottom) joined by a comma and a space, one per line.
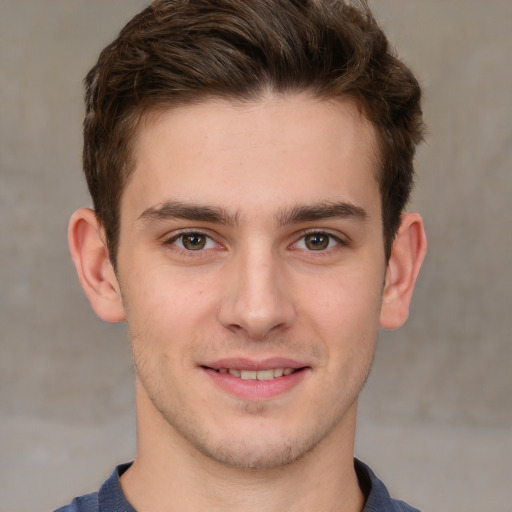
184, 234, 206, 250
306, 233, 328, 250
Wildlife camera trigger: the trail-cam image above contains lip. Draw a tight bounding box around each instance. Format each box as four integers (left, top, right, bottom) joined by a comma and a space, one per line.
201, 357, 307, 371
200, 357, 310, 400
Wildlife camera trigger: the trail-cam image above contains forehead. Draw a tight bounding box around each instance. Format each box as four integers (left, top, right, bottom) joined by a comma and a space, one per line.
124, 94, 381, 222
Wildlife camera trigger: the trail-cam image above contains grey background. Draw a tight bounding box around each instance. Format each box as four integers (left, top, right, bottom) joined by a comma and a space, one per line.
0, 1, 510, 511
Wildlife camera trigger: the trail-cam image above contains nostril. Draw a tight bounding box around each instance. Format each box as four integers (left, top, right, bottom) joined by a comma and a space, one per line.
216, 285, 296, 340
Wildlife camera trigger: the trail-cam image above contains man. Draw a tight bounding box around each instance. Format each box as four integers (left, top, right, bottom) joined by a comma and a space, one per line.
58, 0, 427, 510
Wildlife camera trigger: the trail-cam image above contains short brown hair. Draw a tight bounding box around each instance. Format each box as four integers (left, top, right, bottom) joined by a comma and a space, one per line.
83, 0, 424, 264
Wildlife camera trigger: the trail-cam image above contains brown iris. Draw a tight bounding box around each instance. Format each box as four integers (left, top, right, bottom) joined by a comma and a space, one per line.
182, 233, 207, 250
304, 233, 330, 250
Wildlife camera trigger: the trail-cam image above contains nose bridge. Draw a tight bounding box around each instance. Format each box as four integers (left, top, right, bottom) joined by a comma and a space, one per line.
218, 240, 295, 339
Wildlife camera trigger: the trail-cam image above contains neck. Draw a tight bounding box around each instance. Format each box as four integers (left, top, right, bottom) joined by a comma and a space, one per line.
120, 383, 365, 512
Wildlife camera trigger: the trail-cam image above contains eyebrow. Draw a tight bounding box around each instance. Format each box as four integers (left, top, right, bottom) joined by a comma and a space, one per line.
138, 200, 239, 226
138, 200, 368, 227
276, 201, 368, 226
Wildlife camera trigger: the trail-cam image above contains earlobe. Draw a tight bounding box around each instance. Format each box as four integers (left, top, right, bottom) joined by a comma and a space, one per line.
68, 208, 125, 323
379, 212, 427, 330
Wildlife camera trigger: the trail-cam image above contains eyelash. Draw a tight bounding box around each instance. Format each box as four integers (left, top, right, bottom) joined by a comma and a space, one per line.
164, 229, 346, 255
164, 230, 219, 254
290, 230, 346, 252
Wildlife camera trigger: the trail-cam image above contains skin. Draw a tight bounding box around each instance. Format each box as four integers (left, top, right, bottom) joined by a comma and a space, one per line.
69, 93, 426, 512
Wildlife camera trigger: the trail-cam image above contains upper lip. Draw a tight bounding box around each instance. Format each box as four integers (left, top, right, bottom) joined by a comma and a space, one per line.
200, 357, 309, 371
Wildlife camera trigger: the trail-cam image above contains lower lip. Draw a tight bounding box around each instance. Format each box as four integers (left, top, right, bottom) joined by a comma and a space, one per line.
203, 368, 308, 400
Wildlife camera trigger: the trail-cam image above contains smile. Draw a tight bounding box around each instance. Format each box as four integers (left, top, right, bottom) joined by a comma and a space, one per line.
203, 363, 308, 399
215, 368, 297, 380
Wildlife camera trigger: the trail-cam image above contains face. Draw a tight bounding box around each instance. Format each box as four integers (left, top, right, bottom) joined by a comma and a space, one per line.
115, 94, 387, 469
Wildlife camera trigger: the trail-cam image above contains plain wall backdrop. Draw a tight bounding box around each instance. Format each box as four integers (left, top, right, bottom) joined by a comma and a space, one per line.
1, 1, 511, 511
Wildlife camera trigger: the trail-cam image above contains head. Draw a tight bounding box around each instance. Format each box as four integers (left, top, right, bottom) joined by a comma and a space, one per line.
83, 0, 424, 266
70, 0, 427, 476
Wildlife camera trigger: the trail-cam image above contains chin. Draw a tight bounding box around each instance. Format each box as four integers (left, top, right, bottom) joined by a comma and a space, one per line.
193, 435, 315, 470
171, 410, 345, 471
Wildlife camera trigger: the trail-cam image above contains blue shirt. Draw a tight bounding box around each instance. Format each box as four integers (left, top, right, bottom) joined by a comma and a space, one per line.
54, 459, 420, 511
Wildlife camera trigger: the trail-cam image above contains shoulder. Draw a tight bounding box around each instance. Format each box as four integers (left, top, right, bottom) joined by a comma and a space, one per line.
52, 492, 99, 512
390, 499, 421, 512
52, 462, 134, 512
355, 459, 421, 512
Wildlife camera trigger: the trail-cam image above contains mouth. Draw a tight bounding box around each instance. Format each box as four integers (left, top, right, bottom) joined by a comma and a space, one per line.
204, 367, 301, 381
200, 360, 309, 400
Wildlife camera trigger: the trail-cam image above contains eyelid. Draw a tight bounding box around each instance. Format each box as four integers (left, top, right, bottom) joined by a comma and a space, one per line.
290, 229, 348, 250
163, 229, 221, 252
161, 227, 348, 253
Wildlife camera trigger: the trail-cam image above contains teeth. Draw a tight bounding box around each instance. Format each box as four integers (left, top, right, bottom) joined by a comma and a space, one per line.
220, 368, 296, 380
256, 369, 274, 381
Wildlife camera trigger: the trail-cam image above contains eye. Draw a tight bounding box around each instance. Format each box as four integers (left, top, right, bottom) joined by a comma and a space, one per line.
294, 232, 341, 251
170, 232, 217, 251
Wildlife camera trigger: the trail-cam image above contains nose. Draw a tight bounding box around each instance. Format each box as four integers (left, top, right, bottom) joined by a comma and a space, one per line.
217, 245, 296, 340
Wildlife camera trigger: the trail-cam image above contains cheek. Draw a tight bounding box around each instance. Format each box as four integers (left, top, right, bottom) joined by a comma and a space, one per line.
302, 268, 384, 325
295, 266, 383, 360
121, 260, 219, 347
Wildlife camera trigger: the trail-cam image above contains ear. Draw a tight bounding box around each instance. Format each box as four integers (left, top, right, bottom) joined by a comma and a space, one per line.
379, 212, 427, 329
68, 208, 125, 322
